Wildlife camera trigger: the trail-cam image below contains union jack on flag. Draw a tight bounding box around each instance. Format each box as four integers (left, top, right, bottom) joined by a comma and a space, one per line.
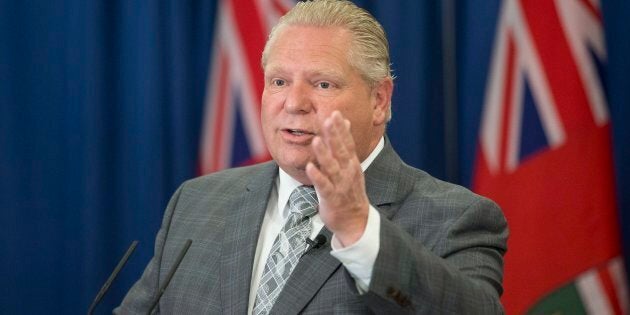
474, 0, 629, 313
199, 0, 295, 174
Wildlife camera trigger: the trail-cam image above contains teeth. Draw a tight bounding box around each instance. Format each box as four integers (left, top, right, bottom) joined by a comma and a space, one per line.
290, 129, 305, 135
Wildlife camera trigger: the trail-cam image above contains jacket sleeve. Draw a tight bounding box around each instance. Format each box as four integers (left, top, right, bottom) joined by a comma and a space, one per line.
361, 197, 508, 314
114, 184, 184, 314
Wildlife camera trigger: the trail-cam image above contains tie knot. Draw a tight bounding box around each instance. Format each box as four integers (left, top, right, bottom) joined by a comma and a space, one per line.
288, 185, 318, 218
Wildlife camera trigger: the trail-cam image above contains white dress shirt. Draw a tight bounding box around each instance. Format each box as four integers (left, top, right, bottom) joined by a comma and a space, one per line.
247, 137, 384, 314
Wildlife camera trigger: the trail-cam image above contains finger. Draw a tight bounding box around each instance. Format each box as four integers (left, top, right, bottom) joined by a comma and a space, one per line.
311, 136, 343, 183
306, 162, 333, 196
323, 112, 352, 166
340, 119, 356, 156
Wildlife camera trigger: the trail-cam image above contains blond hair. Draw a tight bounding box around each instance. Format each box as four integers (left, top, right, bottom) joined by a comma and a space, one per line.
261, 0, 393, 87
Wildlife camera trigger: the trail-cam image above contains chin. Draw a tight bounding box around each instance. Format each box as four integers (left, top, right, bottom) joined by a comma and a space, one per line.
277, 154, 312, 176
276, 147, 310, 165
283, 157, 310, 172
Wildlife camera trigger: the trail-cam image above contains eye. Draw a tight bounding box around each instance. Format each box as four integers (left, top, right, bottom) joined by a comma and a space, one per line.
271, 79, 285, 87
318, 82, 331, 89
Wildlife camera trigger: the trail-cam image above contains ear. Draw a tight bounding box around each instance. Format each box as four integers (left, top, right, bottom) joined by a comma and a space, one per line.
371, 78, 394, 126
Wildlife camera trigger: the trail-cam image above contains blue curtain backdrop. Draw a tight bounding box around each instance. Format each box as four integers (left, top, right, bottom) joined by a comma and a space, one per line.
0, 1, 217, 313
1, 1, 628, 314
603, 0, 630, 271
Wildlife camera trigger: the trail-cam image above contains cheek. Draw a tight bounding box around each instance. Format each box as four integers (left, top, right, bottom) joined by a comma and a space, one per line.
316, 99, 351, 121
261, 97, 278, 123
261, 106, 271, 123
341, 102, 371, 127
261, 105, 277, 144
262, 93, 286, 117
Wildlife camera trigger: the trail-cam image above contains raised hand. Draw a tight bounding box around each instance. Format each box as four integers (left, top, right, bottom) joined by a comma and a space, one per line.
306, 111, 370, 247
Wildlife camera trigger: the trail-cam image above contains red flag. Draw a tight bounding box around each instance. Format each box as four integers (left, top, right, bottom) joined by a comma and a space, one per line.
474, 0, 628, 313
199, 0, 293, 174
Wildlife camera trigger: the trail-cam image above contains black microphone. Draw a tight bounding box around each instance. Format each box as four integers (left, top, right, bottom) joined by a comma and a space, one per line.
87, 240, 139, 315
146, 239, 193, 315
305, 234, 328, 251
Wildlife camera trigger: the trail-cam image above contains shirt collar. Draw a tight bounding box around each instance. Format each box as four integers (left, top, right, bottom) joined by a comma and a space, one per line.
276, 136, 385, 219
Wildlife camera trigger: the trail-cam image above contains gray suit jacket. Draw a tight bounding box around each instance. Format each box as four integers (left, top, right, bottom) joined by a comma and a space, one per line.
116, 139, 508, 314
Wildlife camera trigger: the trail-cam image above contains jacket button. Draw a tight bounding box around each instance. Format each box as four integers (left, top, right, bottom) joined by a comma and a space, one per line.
387, 287, 400, 298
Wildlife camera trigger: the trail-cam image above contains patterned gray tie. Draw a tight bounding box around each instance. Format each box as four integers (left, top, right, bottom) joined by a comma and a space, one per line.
253, 185, 319, 315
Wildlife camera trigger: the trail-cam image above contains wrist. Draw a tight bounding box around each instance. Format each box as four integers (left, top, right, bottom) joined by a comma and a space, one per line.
332, 209, 368, 247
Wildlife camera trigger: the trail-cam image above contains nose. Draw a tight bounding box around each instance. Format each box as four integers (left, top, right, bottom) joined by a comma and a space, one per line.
284, 82, 312, 114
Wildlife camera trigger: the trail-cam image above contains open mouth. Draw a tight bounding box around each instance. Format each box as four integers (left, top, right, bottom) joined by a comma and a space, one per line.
284, 128, 314, 136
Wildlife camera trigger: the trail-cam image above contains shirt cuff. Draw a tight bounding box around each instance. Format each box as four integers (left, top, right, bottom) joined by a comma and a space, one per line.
329, 205, 381, 293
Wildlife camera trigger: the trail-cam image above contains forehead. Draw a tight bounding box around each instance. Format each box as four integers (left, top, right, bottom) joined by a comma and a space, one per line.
264, 25, 355, 75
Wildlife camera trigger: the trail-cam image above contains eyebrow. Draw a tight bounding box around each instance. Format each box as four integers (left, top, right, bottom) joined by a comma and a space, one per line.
309, 70, 344, 81
264, 66, 344, 81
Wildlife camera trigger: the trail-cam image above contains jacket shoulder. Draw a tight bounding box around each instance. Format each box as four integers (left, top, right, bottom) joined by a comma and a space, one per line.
180, 161, 277, 195
400, 163, 498, 211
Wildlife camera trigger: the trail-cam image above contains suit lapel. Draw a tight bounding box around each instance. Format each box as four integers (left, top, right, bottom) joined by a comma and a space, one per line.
270, 137, 411, 313
221, 162, 278, 314
365, 137, 413, 220
269, 227, 339, 314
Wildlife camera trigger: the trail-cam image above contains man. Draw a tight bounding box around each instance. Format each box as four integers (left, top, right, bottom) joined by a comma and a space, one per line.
117, 0, 508, 314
